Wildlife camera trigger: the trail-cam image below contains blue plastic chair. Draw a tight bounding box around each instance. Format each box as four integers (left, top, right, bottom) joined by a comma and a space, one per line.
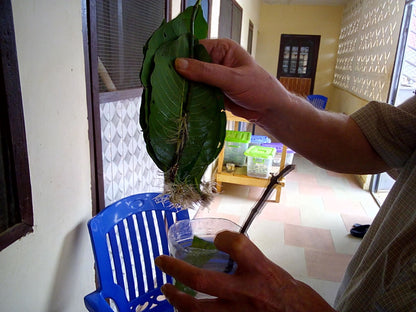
306, 94, 328, 110
84, 193, 189, 312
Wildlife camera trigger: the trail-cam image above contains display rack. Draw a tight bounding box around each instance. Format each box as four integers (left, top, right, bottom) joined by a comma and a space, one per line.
215, 111, 288, 202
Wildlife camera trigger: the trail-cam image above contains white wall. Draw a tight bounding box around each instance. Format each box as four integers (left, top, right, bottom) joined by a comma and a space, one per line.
210, 0, 261, 55
234, 0, 261, 56
172, 0, 262, 55
0, 1, 263, 310
0, 1, 95, 311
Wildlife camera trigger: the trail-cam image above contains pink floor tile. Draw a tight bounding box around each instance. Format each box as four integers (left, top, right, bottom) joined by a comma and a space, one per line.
284, 224, 335, 251
247, 186, 265, 200
298, 181, 335, 197
277, 188, 301, 205
305, 248, 352, 282
289, 171, 318, 184
259, 202, 301, 225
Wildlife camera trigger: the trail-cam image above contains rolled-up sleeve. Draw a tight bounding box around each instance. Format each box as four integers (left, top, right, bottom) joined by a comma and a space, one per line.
351, 97, 416, 168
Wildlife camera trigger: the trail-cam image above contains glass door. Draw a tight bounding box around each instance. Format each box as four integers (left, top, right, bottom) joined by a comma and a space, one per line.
371, 0, 416, 206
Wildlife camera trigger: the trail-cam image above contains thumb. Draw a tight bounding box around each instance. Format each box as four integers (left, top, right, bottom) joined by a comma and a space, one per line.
175, 57, 236, 91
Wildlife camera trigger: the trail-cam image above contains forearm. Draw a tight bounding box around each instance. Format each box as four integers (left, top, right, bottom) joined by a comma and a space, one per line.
256, 92, 389, 174
174, 38, 389, 174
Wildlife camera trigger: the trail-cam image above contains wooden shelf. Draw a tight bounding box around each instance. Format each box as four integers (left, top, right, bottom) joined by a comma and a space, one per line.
215, 112, 288, 202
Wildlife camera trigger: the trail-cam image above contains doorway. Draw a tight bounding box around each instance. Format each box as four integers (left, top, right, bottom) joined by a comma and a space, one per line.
370, 0, 416, 206
277, 34, 320, 96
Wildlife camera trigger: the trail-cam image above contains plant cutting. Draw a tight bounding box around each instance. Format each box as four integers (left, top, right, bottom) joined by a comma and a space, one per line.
140, 1, 226, 209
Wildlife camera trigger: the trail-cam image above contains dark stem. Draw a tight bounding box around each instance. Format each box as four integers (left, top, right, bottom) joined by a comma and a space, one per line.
224, 165, 296, 272
172, 0, 202, 184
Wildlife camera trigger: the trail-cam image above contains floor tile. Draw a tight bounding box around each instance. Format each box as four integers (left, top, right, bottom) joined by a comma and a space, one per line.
330, 228, 362, 255
284, 224, 335, 251
298, 181, 335, 197
340, 214, 373, 232
360, 197, 380, 219
300, 202, 346, 231
299, 277, 341, 306
250, 220, 308, 277
304, 248, 352, 282
322, 194, 367, 215
258, 202, 301, 225
199, 154, 381, 307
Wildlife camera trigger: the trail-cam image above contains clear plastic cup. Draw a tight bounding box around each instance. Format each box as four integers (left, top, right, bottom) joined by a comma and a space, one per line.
167, 218, 240, 298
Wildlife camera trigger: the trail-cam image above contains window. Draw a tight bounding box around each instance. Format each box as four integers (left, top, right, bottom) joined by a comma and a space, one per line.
370, 1, 415, 206
84, 1, 170, 211
0, 0, 33, 251
219, 0, 242, 43
96, 1, 168, 92
393, 1, 416, 104
282, 45, 310, 75
278, 35, 320, 78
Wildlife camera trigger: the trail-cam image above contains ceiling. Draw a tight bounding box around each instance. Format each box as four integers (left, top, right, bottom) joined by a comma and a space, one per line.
262, 0, 347, 5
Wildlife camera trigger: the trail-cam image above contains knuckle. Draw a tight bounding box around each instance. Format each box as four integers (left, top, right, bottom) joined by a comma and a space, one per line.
186, 269, 206, 291
228, 233, 247, 254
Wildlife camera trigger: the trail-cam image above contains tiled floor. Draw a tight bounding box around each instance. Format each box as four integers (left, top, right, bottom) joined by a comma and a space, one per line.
195, 154, 380, 306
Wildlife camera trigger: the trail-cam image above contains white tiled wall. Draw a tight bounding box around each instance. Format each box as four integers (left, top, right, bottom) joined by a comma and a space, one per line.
334, 0, 404, 102
100, 96, 163, 206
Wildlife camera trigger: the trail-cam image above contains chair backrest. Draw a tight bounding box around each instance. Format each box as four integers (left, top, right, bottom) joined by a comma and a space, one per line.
306, 94, 328, 110
86, 192, 189, 312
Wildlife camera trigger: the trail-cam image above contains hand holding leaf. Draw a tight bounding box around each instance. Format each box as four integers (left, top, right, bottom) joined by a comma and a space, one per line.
140, 1, 226, 209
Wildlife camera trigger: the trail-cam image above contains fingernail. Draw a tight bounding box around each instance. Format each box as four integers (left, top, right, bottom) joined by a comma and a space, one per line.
160, 285, 171, 304
155, 256, 162, 269
175, 58, 189, 70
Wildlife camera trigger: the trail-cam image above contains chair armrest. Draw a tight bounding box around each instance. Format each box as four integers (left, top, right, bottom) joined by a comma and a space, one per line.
84, 291, 114, 312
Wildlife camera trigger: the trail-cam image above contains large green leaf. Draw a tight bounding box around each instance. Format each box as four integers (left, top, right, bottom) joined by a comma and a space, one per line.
174, 235, 217, 296
141, 6, 207, 88
140, 4, 208, 169
140, 2, 226, 208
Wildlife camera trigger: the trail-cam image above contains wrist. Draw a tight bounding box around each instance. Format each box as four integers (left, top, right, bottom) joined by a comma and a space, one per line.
255, 87, 295, 137
285, 280, 337, 312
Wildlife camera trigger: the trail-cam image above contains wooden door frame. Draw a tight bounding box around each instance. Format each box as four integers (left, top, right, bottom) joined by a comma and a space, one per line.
277, 34, 320, 94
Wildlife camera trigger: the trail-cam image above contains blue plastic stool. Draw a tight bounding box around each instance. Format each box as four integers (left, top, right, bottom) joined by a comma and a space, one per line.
84, 193, 189, 312
306, 94, 328, 110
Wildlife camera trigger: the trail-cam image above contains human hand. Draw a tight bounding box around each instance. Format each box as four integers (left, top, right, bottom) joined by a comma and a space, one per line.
155, 231, 336, 312
174, 38, 292, 123
174, 40, 388, 174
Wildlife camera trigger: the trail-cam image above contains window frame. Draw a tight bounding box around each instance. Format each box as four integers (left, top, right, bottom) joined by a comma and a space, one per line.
0, 0, 34, 251
83, 0, 171, 213
247, 20, 254, 55
218, 0, 242, 43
